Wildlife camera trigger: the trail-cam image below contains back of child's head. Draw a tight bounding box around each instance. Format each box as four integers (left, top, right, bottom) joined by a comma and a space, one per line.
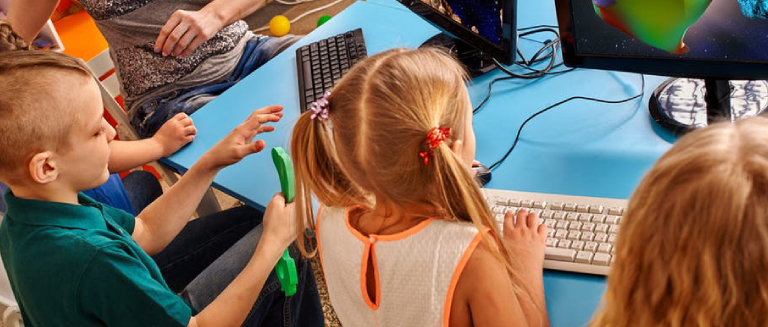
291, 47, 530, 291
594, 117, 768, 327
0, 49, 92, 184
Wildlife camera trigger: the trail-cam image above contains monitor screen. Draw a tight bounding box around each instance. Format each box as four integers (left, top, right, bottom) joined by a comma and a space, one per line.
397, 0, 516, 64
556, 0, 768, 79
416, 0, 504, 46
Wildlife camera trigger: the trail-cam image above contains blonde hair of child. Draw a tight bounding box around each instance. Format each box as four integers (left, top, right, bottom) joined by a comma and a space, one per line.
290, 47, 529, 295
592, 117, 768, 327
0, 50, 91, 183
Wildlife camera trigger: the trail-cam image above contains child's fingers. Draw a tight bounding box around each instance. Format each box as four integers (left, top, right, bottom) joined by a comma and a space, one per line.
515, 209, 528, 228
537, 223, 547, 236
184, 125, 197, 136
250, 139, 266, 154
503, 210, 516, 234
184, 134, 195, 142
526, 212, 538, 229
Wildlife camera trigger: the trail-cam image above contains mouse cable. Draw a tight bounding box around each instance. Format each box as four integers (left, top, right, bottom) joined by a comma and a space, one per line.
473, 27, 571, 114
472, 64, 575, 114
487, 74, 646, 171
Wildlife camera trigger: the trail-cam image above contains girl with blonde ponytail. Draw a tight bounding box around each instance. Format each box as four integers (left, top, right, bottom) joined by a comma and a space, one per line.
291, 47, 550, 327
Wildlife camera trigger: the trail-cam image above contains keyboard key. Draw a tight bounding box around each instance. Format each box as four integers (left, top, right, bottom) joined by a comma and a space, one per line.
598, 243, 612, 253
569, 222, 582, 231
579, 214, 592, 222
546, 238, 558, 248
546, 229, 555, 238
594, 233, 608, 243
571, 240, 585, 250
495, 197, 509, 205
609, 225, 620, 234
608, 234, 618, 245
605, 215, 621, 224
546, 248, 577, 262
533, 201, 547, 209
564, 203, 577, 211
575, 251, 594, 264
545, 219, 557, 228
553, 212, 567, 220
567, 231, 582, 240
520, 200, 533, 208
549, 202, 564, 210
566, 213, 580, 221
576, 204, 589, 213
540, 210, 553, 219
593, 253, 611, 266
557, 240, 572, 249
581, 232, 595, 241
581, 223, 595, 232
508, 198, 522, 206
607, 207, 624, 215
595, 223, 609, 233
590, 205, 604, 214
591, 214, 606, 223
584, 241, 598, 252
555, 229, 568, 239
556, 221, 570, 230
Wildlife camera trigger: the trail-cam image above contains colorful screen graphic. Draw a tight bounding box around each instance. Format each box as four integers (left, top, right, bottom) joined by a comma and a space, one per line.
418, 0, 504, 46
573, 0, 768, 61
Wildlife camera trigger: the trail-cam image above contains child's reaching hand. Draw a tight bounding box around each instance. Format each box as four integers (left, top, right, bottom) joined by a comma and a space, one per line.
503, 209, 546, 270
199, 105, 283, 171
152, 112, 197, 157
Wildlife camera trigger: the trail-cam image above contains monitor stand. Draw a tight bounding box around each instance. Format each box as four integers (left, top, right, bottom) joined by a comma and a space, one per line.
649, 78, 768, 134
420, 33, 496, 78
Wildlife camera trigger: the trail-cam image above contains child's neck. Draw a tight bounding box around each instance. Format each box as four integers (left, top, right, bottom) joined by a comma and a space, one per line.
9, 183, 80, 205
349, 200, 440, 236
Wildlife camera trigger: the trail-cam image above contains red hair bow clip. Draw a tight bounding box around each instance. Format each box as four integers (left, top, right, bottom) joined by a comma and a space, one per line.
419, 126, 452, 165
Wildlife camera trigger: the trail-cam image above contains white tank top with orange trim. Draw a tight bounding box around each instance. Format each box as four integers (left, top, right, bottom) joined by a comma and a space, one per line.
316, 207, 484, 327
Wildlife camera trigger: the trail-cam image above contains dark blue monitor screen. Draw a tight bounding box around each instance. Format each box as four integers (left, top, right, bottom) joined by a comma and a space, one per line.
418, 0, 504, 46
571, 0, 768, 63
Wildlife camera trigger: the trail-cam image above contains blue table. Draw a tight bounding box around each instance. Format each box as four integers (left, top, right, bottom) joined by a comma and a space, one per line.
165, 0, 677, 325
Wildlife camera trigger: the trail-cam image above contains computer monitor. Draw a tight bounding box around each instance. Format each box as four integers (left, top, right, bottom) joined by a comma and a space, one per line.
555, 0, 768, 133
395, 0, 517, 76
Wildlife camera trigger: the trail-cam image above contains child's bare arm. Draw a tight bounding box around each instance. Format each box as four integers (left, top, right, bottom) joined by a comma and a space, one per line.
451, 210, 549, 327
131, 105, 283, 255
186, 193, 295, 327
108, 113, 196, 172
6, 0, 58, 42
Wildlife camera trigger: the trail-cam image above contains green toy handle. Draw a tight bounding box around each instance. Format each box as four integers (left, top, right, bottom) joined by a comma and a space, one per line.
271, 147, 298, 296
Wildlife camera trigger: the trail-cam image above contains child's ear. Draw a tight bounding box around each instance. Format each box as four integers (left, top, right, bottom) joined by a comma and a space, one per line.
27, 152, 58, 184
450, 140, 463, 156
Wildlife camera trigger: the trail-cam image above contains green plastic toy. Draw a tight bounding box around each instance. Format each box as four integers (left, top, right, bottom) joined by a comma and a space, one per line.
317, 15, 332, 27
271, 147, 298, 297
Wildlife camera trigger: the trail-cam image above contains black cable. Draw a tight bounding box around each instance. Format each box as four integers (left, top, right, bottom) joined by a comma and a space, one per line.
487, 74, 646, 170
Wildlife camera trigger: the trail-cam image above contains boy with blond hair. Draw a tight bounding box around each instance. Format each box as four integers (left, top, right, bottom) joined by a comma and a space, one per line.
0, 50, 323, 326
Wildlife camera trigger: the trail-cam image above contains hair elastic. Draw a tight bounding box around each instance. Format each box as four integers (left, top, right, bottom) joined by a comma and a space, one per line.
419, 126, 452, 165
309, 90, 331, 122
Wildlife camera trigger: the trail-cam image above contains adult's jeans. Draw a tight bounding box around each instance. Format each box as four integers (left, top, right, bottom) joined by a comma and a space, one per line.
132, 35, 302, 138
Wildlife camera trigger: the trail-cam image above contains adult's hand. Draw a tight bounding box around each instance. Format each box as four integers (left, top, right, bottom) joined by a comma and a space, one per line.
154, 9, 225, 58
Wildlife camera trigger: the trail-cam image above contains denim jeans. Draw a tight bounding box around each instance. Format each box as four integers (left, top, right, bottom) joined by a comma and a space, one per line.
178, 225, 325, 327
110, 173, 324, 326
132, 35, 302, 138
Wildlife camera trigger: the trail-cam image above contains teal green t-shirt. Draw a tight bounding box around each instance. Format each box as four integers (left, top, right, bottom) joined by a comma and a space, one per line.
0, 191, 192, 327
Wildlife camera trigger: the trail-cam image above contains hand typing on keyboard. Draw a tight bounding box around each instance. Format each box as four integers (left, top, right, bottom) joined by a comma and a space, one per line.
502, 209, 547, 274
484, 188, 627, 275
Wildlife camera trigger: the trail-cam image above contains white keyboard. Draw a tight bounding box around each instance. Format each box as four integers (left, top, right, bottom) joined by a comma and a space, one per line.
482, 188, 627, 276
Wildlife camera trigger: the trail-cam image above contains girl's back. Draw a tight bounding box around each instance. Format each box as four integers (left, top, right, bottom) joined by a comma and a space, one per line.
317, 207, 482, 326
291, 48, 549, 327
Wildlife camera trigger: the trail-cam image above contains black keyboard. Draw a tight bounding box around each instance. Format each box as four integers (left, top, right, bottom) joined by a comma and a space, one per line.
296, 28, 368, 112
